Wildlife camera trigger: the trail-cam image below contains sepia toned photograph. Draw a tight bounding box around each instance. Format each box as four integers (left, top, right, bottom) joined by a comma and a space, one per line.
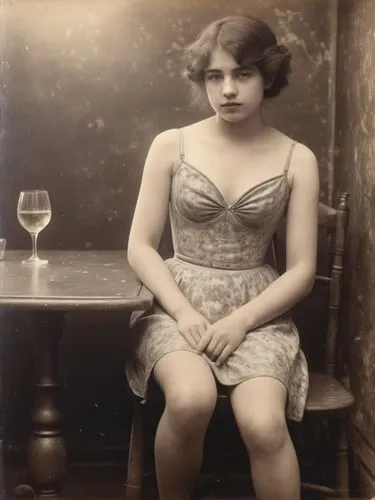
0, 0, 374, 499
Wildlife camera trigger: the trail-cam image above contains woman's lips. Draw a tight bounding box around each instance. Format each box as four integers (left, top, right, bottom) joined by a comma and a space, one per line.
221, 103, 242, 107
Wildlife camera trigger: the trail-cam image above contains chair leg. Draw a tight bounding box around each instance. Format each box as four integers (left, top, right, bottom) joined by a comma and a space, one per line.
126, 400, 144, 500
335, 419, 349, 499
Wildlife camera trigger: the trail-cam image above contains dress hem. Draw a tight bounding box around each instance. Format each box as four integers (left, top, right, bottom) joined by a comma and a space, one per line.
126, 348, 305, 422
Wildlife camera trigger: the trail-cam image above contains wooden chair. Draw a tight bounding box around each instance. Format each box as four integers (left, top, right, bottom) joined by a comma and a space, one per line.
125, 192, 354, 500
299, 193, 354, 498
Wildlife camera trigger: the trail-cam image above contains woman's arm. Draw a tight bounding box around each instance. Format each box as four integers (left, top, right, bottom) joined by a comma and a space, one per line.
127, 129, 195, 321
233, 142, 320, 331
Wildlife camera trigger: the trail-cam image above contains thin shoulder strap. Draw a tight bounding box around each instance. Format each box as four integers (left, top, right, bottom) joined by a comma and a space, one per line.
178, 129, 185, 161
284, 140, 297, 174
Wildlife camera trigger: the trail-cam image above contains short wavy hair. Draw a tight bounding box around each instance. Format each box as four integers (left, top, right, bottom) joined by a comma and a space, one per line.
182, 15, 292, 108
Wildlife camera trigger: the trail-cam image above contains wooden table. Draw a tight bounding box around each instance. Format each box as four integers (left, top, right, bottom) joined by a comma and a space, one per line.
0, 250, 153, 497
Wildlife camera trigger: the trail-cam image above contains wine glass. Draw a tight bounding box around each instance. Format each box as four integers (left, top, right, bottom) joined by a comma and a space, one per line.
17, 190, 52, 265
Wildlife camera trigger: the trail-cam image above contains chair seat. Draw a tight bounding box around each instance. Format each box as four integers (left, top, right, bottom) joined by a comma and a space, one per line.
216, 373, 354, 415
305, 373, 354, 413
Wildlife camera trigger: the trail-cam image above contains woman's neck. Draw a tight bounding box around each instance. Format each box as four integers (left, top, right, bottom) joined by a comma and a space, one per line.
212, 110, 270, 143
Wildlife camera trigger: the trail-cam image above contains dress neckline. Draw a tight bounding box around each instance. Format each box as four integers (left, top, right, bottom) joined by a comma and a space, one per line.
177, 160, 289, 209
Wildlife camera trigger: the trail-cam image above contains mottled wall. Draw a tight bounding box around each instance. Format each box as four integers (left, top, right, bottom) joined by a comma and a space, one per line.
1, 0, 336, 251
0, 0, 337, 458
335, 0, 375, 494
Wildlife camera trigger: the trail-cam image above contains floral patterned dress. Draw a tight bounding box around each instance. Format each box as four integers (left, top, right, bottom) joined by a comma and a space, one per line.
126, 130, 308, 421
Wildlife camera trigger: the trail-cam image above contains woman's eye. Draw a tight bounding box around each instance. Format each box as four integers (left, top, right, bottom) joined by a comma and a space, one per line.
207, 74, 222, 81
238, 72, 252, 80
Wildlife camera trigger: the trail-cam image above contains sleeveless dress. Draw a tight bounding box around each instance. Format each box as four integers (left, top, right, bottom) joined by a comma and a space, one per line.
126, 130, 309, 422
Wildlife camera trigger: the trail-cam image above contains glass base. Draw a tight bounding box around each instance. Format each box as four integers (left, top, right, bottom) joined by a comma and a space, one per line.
22, 256, 49, 266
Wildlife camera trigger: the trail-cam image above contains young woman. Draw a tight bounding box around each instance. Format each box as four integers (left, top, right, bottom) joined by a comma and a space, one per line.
126, 14, 319, 500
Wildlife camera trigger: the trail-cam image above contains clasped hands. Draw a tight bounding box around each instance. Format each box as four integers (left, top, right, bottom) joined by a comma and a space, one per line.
176, 308, 248, 366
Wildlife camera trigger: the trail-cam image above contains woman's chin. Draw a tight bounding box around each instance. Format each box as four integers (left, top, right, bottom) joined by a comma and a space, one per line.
217, 112, 249, 123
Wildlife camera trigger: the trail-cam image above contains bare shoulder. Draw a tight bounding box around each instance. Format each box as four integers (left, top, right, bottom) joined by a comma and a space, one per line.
149, 120, 206, 170
145, 128, 181, 174
271, 129, 317, 166
150, 128, 180, 154
288, 141, 318, 180
292, 142, 318, 165
287, 142, 320, 195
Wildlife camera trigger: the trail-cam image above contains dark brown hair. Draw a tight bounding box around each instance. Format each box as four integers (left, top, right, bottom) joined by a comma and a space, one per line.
182, 15, 292, 107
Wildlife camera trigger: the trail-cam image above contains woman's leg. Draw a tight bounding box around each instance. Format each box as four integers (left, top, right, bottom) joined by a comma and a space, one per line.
230, 377, 300, 500
153, 351, 217, 500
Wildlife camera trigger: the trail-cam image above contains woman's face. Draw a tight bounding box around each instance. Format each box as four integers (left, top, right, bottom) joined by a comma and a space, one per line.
204, 45, 266, 122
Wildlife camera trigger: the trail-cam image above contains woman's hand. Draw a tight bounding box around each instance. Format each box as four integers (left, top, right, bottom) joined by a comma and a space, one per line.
197, 313, 248, 366
176, 307, 210, 349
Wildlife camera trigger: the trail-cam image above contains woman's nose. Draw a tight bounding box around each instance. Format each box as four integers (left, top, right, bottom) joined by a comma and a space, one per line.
222, 77, 238, 98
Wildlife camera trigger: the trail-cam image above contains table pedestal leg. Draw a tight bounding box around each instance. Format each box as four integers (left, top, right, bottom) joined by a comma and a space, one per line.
27, 312, 66, 497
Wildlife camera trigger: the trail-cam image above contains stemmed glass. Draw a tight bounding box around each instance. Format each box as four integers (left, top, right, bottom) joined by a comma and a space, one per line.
17, 190, 52, 265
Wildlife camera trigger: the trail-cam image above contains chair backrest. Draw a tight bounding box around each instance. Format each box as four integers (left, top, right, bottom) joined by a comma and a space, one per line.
272, 193, 350, 377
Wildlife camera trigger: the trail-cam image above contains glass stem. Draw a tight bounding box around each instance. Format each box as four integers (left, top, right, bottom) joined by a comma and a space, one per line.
31, 233, 39, 259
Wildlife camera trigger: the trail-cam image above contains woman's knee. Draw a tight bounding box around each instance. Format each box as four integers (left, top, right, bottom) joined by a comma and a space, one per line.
165, 381, 217, 429
230, 377, 289, 455
237, 410, 288, 455
153, 351, 217, 435
154, 351, 217, 429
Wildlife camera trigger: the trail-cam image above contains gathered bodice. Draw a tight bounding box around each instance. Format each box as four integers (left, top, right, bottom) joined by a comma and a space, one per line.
169, 133, 295, 270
